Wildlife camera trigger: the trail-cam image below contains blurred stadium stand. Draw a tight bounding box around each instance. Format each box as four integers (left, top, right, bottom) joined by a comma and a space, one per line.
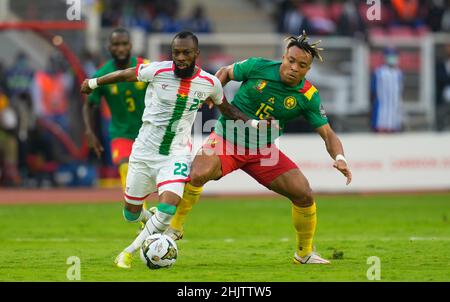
0, 0, 449, 189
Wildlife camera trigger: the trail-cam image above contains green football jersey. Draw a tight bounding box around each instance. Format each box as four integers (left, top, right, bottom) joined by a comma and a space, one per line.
215, 57, 328, 148
88, 57, 148, 140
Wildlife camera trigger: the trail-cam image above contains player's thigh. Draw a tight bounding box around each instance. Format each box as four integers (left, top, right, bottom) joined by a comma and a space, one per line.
268, 169, 314, 206
124, 160, 156, 206
156, 155, 191, 202
189, 148, 223, 187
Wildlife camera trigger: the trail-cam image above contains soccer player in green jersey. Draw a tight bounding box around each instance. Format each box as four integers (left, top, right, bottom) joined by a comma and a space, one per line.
168, 31, 352, 264
83, 28, 149, 191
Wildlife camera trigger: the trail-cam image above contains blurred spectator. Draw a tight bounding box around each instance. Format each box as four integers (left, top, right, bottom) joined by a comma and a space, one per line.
276, 0, 312, 35
441, 0, 450, 32
336, 0, 367, 39
123, 2, 153, 32
389, 0, 424, 29
0, 61, 8, 93
0, 89, 20, 186
5, 52, 34, 99
371, 47, 404, 133
425, 0, 446, 32
299, 1, 336, 35
435, 44, 450, 131
81, 49, 100, 78
31, 54, 72, 132
183, 5, 212, 33
152, 0, 182, 33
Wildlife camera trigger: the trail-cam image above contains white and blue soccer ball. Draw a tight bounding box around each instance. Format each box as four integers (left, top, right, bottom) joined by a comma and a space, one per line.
140, 233, 178, 269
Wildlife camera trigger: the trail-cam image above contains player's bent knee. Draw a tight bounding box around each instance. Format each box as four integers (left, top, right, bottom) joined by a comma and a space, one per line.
189, 168, 212, 187
291, 188, 314, 207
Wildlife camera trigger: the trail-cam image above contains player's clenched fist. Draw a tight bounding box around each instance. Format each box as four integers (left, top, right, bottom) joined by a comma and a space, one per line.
80, 79, 94, 94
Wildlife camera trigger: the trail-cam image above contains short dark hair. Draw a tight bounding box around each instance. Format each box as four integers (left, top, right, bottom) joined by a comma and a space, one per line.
172, 31, 199, 48
285, 30, 324, 62
109, 28, 130, 42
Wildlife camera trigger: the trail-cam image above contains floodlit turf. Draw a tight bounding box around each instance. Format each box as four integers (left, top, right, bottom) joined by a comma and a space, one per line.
0, 193, 449, 281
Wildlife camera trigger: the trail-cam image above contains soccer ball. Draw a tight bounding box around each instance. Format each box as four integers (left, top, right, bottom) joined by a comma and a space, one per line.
140, 233, 178, 269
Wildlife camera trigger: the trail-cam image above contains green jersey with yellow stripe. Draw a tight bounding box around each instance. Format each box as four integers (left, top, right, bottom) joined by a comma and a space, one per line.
88, 57, 149, 140
215, 57, 328, 148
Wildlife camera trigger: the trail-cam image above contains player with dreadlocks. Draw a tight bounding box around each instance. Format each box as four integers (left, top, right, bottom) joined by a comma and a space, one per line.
165, 31, 352, 264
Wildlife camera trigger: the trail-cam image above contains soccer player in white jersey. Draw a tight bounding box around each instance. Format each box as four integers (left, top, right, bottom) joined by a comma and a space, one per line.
81, 31, 250, 268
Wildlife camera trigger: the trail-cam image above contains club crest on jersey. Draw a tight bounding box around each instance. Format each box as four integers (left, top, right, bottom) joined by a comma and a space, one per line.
134, 81, 146, 90
194, 91, 206, 99
284, 96, 297, 109
254, 80, 267, 93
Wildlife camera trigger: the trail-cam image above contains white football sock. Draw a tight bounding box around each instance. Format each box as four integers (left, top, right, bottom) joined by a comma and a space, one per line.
124, 210, 173, 253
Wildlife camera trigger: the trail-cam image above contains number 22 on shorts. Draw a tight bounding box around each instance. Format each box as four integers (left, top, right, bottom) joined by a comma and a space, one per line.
173, 162, 188, 177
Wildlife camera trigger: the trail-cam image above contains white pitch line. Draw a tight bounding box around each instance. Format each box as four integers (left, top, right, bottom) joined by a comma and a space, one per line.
11, 236, 450, 243
409, 237, 450, 241
13, 237, 110, 243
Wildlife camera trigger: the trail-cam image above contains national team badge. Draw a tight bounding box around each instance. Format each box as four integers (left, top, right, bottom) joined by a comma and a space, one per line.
284, 96, 297, 109
254, 80, 267, 93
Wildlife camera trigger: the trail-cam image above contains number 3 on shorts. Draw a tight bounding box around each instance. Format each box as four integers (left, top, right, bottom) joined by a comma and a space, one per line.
173, 162, 188, 177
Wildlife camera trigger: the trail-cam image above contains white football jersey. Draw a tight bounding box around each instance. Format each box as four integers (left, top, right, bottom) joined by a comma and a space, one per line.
135, 61, 223, 156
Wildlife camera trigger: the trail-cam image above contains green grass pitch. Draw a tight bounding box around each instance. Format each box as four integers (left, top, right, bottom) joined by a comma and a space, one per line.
0, 193, 449, 281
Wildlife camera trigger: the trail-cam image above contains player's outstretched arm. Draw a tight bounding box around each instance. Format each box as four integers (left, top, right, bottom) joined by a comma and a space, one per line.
82, 102, 104, 158
316, 124, 352, 185
215, 64, 235, 87
80, 67, 137, 94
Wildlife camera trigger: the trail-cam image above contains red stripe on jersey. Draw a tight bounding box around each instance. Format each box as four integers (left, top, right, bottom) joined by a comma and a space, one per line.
299, 80, 312, 94
154, 65, 174, 77
157, 178, 190, 188
198, 74, 214, 86
178, 77, 192, 96
124, 192, 151, 201
137, 57, 144, 65
135, 63, 141, 78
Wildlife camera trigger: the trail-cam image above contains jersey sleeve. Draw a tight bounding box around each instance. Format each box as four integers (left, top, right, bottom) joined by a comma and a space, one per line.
232, 57, 259, 81
303, 91, 329, 129
210, 76, 224, 105
136, 61, 164, 82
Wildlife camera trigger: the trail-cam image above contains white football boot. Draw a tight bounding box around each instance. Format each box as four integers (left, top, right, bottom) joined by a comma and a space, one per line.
293, 251, 330, 264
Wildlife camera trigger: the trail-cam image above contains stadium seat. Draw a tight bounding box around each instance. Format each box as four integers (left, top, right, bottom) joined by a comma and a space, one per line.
388, 26, 414, 37
328, 3, 343, 23
299, 3, 335, 35
369, 27, 387, 39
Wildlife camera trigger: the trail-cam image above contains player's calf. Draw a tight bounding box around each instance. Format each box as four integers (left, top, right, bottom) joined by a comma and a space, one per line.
122, 203, 152, 223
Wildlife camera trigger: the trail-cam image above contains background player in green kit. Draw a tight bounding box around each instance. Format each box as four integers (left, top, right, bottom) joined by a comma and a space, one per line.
168, 31, 353, 264
83, 28, 149, 191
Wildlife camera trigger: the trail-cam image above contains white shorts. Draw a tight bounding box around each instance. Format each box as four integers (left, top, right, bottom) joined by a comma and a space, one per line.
124, 152, 191, 205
